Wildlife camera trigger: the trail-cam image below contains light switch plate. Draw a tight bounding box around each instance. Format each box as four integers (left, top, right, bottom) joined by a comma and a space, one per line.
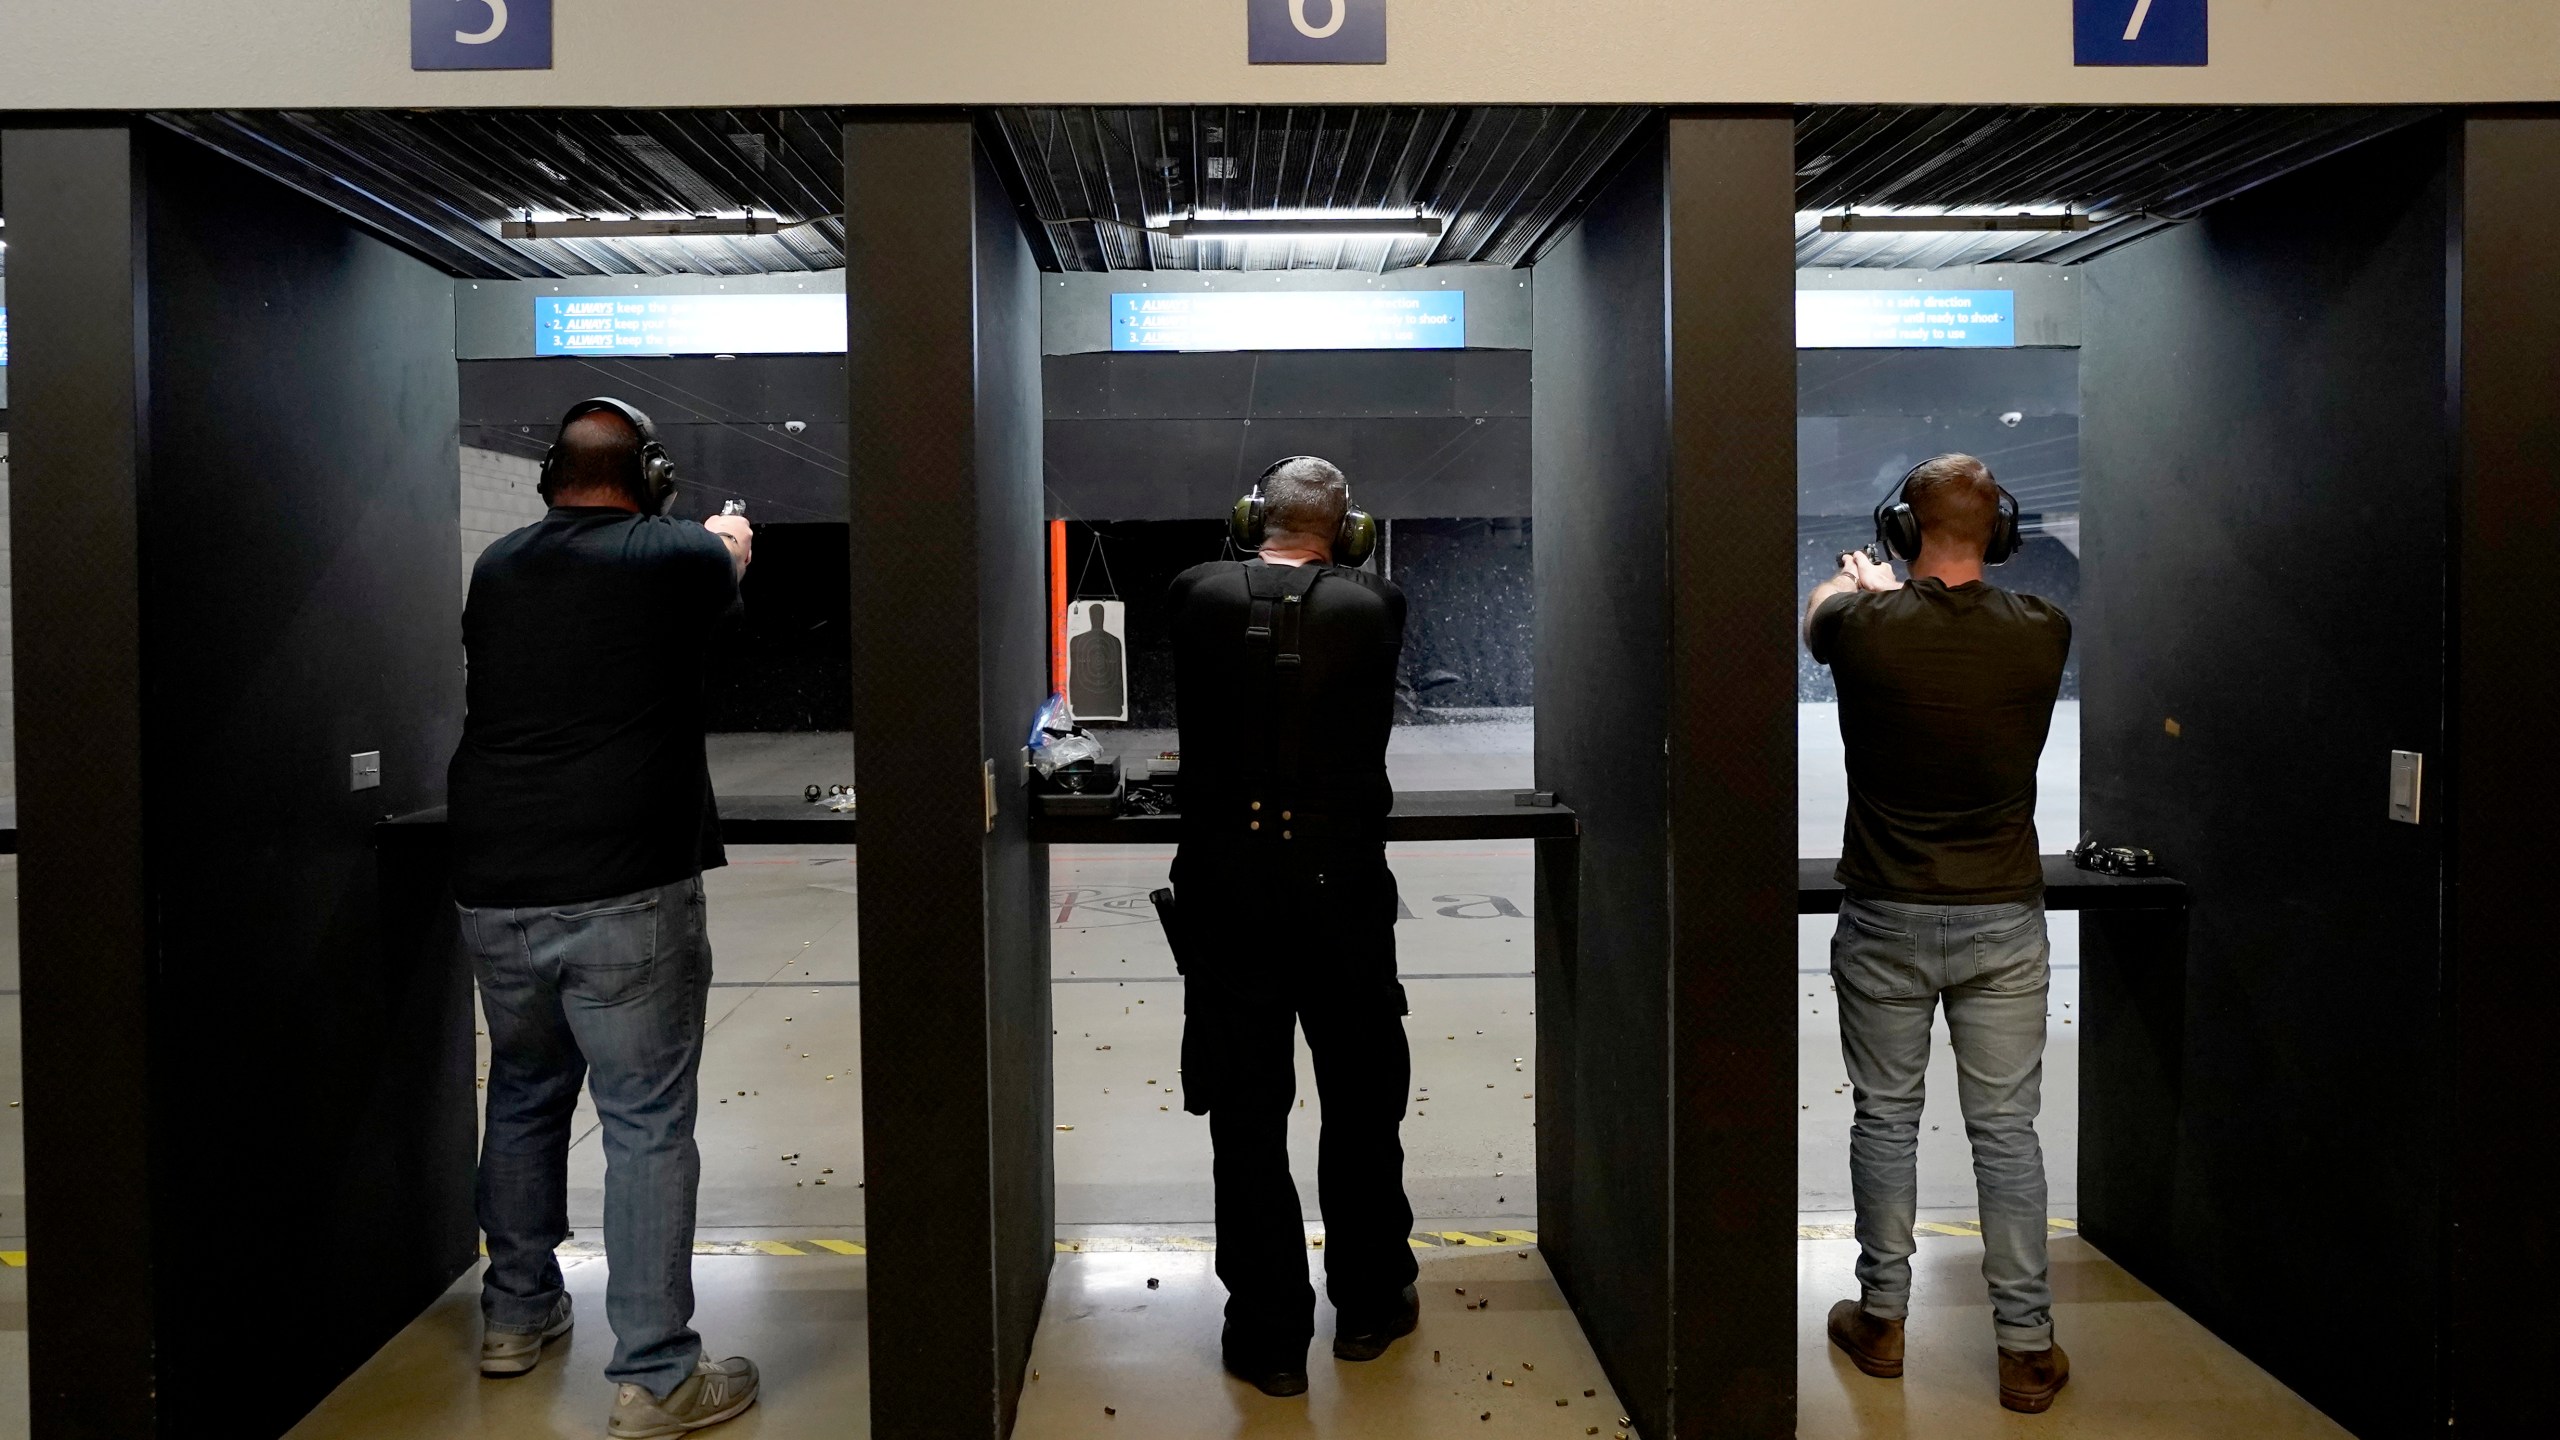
350, 751, 383, 792
2388, 750, 2423, 824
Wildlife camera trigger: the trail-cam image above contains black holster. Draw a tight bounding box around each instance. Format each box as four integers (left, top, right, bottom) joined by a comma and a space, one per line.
1151, 887, 1227, 1116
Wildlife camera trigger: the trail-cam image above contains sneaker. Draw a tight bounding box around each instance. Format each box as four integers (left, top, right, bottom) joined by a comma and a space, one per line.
1331, 1285, 1420, 1362
1826, 1299, 1905, 1379
1999, 1342, 2070, 1413
480, 1294, 573, 1378
609, 1355, 761, 1437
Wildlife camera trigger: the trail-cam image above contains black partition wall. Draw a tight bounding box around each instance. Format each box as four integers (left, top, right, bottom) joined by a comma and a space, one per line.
2448, 110, 2560, 1440
845, 116, 1054, 1439
2076, 113, 2560, 1436
1531, 113, 1798, 1440
2, 123, 471, 1437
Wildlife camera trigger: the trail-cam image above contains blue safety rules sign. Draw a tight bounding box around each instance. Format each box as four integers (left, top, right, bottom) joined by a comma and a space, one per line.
2075, 0, 2206, 66
1248, 0, 1387, 64
412, 0, 553, 71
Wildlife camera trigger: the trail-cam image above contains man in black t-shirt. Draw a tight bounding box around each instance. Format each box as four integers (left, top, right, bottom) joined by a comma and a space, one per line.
1805, 454, 2075, 1415
447, 400, 761, 1436
1164, 457, 1417, 1398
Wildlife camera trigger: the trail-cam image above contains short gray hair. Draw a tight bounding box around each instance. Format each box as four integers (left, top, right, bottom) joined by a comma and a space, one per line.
1262, 456, 1349, 540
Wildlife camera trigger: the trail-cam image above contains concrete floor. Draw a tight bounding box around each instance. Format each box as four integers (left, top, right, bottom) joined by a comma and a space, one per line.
0, 703, 2351, 1436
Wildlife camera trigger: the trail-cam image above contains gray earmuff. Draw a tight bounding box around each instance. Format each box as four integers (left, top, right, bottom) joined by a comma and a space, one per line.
539, 397, 680, 515
1231, 455, 1378, 568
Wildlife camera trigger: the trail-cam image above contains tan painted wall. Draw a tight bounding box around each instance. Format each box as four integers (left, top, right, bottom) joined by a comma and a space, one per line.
2, 1, 2557, 109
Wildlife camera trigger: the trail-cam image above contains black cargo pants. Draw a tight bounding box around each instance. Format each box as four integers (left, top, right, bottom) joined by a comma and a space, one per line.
1170, 841, 1418, 1356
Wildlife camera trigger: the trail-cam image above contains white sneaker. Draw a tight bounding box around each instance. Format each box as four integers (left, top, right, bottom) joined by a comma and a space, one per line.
609, 1354, 761, 1437
480, 1294, 573, 1377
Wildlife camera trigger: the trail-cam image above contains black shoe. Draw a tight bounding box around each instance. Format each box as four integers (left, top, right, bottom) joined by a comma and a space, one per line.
1331, 1285, 1420, 1362
1221, 1325, 1310, 1398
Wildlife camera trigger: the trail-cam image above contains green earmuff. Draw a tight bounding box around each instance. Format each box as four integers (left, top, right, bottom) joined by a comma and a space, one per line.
1232, 455, 1377, 567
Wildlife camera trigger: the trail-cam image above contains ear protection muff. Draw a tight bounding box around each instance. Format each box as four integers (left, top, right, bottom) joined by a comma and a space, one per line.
1231, 455, 1379, 568
539, 397, 680, 515
1873, 459, 2023, 566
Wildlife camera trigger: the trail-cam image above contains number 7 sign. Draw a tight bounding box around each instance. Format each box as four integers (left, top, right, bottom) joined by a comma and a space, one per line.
2075, 0, 2206, 66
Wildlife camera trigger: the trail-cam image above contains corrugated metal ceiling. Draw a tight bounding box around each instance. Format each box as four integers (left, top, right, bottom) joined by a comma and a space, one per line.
1792, 105, 2435, 267
151, 109, 848, 279
0, 105, 2442, 281
983, 106, 1651, 273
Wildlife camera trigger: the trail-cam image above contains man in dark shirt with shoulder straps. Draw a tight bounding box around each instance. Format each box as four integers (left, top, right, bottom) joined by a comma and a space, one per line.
1805, 453, 2075, 1416
448, 398, 762, 1437
1164, 456, 1418, 1398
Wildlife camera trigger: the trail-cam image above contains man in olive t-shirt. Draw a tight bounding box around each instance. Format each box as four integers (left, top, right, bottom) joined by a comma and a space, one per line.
1804, 453, 2075, 1415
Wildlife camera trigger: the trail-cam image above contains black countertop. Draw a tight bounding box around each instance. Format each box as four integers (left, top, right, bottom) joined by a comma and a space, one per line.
376, 790, 1581, 847
377, 794, 859, 847
1797, 855, 2189, 914
374, 802, 2186, 912
1034, 789, 1580, 845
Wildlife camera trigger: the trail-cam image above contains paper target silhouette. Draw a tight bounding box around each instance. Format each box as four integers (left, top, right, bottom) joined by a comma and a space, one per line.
1067, 600, 1129, 722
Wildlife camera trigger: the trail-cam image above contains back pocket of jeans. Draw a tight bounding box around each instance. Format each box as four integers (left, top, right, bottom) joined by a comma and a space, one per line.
1833, 908, 1925, 1000
548, 896, 660, 1003
1968, 908, 2046, 989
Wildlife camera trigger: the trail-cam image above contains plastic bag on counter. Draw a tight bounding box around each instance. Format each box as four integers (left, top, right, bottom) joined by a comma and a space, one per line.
1028, 692, 1105, 777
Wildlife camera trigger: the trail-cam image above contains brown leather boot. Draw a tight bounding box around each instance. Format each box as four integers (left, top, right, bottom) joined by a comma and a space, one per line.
1826, 1299, 1905, 1378
1999, 1342, 2070, 1413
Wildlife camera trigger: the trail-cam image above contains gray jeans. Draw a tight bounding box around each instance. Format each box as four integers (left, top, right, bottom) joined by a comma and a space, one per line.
1831, 894, 2055, 1351
460, 874, 713, 1397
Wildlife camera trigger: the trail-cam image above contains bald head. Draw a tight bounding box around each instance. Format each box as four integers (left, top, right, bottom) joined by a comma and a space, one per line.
1904, 453, 2000, 556
550, 409, 644, 508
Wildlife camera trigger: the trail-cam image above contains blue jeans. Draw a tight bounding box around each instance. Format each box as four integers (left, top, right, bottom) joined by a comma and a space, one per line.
460, 874, 713, 1397
1831, 894, 2055, 1351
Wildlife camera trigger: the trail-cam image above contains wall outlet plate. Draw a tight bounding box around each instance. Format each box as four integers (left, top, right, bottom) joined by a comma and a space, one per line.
350, 751, 383, 792
2388, 750, 2423, 825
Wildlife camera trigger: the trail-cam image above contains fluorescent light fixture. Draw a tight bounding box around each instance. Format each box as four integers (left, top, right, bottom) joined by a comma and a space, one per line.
500, 215, 802, 241
1819, 211, 2093, 234
1158, 215, 1444, 242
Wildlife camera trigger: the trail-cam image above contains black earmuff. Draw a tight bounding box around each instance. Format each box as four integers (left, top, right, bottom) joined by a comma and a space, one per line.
1231, 455, 1378, 568
538, 397, 680, 515
1872, 459, 2023, 567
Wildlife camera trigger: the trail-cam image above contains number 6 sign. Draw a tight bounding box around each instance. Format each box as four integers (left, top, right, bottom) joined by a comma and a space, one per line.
412, 0, 553, 71
1249, 0, 1386, 64
2074, 0, 2206, 67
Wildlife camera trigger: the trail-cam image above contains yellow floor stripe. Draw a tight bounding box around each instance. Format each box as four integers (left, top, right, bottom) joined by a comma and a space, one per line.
9, 1222, 2123, 1268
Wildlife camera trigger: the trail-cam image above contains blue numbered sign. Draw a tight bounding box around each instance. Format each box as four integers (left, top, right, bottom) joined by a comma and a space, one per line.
2078, 0, 2201, 66
412, 0, 553, 71
1248, 0, 1387, 64
2074, 0, 2206, 66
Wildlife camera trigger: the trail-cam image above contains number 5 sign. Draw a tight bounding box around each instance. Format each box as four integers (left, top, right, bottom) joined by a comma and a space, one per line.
413, 0, 553, 70
2075, 0, 2206, 66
